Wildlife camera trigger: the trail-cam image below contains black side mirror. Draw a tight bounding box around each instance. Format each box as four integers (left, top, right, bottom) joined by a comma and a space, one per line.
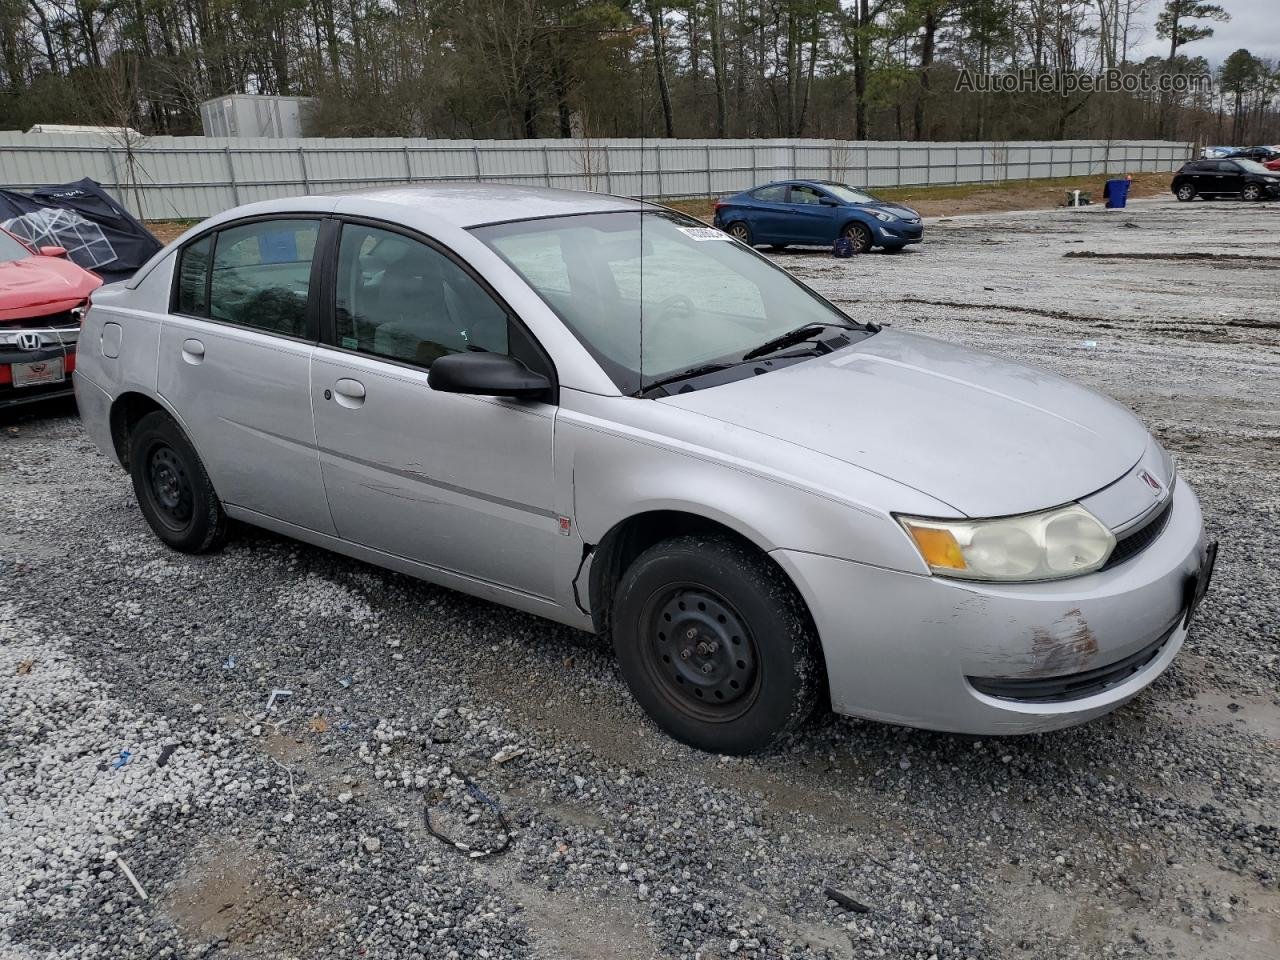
818, 196, 841, 207
428, 352, 550, 399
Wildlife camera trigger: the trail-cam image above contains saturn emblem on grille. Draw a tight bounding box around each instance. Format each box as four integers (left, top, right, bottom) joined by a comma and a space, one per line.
1137, 468, 1162, 496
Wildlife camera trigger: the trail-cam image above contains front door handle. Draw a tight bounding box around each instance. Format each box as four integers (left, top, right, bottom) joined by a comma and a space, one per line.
333, 377, 366, 409
181, 338, 205, 364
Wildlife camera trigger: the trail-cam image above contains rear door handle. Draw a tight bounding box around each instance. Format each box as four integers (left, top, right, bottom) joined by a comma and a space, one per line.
181, 338, 205, 364
333, 377, 366, 408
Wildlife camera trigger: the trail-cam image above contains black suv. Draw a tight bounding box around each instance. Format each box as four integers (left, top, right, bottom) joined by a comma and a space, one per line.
1172, 158, 1280, 202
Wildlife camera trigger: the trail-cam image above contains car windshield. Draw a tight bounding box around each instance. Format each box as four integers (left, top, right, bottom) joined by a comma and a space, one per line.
1236, 159, 1272, 174
822, 184, 881, 205
473, 210, 872, 395
0, 230, 32, 263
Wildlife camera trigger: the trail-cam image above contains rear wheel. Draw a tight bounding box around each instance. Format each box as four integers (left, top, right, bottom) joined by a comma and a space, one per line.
1175, 183, 1196, 201
611, 535, 823, 754
129, 411, 227, 553
726, 221, 753, 245
841, 221, 873, 254
1242, 183, 1263, 201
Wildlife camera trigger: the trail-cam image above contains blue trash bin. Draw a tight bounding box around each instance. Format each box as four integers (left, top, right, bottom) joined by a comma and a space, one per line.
1104, 178, 1131, 209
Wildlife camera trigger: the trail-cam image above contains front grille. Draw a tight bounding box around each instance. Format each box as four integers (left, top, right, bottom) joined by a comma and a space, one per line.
1102, 497, 1173, 570
968, 620, 1178, 703
0, 310, 82, 352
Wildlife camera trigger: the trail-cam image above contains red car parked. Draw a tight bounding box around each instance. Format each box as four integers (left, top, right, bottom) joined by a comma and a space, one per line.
1265, 156, 1280, 172
0, 226, 102, 410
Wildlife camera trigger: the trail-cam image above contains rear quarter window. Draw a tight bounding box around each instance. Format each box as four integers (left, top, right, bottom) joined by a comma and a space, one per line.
175, 234, 212, 315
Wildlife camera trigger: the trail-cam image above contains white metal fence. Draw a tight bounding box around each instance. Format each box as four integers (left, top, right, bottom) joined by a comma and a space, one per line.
0, 134, 1192, 221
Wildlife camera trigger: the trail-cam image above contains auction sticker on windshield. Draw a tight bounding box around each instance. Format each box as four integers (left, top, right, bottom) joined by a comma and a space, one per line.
677, 226, 730, 241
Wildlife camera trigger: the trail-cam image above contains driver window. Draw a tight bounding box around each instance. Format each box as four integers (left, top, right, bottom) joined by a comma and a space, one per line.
335, 223, 509, 368
207, 219, 319, 337
790, 185, 825, 205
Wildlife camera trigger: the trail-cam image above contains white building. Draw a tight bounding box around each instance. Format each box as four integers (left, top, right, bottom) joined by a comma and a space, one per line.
199, 95, 316, 138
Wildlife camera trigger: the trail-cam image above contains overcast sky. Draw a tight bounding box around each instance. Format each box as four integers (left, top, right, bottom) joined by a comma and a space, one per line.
1127, 0, 1280, 66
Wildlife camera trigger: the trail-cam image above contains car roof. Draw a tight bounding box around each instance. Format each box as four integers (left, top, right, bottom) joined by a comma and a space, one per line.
332, 182, 644, 227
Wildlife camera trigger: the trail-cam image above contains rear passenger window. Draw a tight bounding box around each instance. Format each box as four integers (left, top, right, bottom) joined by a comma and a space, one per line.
751, 185, 787, 202
335, 224, 508, 367
175, 234, 211, 316
207, 219, 320, 337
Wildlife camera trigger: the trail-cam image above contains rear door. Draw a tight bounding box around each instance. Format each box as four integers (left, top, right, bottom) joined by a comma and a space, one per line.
785, 184, 840, 244
743, 185, 791, 243
157, 218, 334, 534
309, 219, 562, 599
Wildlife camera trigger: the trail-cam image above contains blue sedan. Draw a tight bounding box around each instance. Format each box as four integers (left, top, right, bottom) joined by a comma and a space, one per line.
712, 180, 924, 253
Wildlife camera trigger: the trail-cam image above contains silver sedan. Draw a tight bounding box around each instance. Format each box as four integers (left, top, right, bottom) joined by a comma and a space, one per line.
73, 185, 1216, 753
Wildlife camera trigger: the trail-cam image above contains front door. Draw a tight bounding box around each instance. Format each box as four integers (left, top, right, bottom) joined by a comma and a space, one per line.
157, 217, 334, 534
1212, 161, 1243, 195
785, 184, 840, 244
310, 220, 561, 599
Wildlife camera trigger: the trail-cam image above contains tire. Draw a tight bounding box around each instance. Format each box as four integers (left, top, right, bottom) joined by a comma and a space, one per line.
841, 221, 873, 254
1175, 183, 1196, 202
1242, 183, 1263, 202
726, 221, 753, 245
611, 534, 823, 754
129, 411, 227, 553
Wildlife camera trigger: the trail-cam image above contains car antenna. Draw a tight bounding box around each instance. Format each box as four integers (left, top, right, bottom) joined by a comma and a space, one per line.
638, 59, 647, 393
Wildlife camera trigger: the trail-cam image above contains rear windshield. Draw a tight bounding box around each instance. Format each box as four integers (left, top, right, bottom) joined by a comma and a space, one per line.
0, 231, 31, 264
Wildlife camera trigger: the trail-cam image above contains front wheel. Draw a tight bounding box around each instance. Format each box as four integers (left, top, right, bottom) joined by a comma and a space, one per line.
1175, 183, 1196, 202
841, 221, 873, 254
129, 411, 227, 553
1242, 183, 1263, 202
611, 535, 823, 754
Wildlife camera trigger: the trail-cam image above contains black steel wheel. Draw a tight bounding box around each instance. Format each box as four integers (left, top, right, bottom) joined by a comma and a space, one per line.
144, 444, 194, 532
841, 221, 873, 254
640, 585, 760, 722
612, 534, 823, 754
129, 411, 227, 553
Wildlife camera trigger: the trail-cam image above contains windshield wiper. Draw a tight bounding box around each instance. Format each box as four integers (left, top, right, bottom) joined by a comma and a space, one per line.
740, 322, 849, 362
635, 362, 739, 396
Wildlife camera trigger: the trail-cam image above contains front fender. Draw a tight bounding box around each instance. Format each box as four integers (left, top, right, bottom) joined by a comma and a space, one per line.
557, 390, 953, 573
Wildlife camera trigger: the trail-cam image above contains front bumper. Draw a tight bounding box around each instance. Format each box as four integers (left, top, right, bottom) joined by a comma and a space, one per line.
0, 343, 78, 409
1, 312, 81, 409
877, 220, 924, 245
773, 477, 1208, 735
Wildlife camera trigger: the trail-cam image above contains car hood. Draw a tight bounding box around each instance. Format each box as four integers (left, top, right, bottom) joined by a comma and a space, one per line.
0, 256, 102, 323
660, 330, 1148, 518
861, 202, 920, 220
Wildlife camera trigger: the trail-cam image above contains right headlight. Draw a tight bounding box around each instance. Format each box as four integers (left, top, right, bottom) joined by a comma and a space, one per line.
897, 504, 1116, 582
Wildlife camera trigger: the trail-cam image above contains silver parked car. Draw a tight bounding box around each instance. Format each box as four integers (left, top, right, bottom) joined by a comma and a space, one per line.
74, 185, 1216, 753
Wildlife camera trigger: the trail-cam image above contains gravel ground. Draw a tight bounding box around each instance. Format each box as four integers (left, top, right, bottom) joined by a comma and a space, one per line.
2, 197, 1278, 960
